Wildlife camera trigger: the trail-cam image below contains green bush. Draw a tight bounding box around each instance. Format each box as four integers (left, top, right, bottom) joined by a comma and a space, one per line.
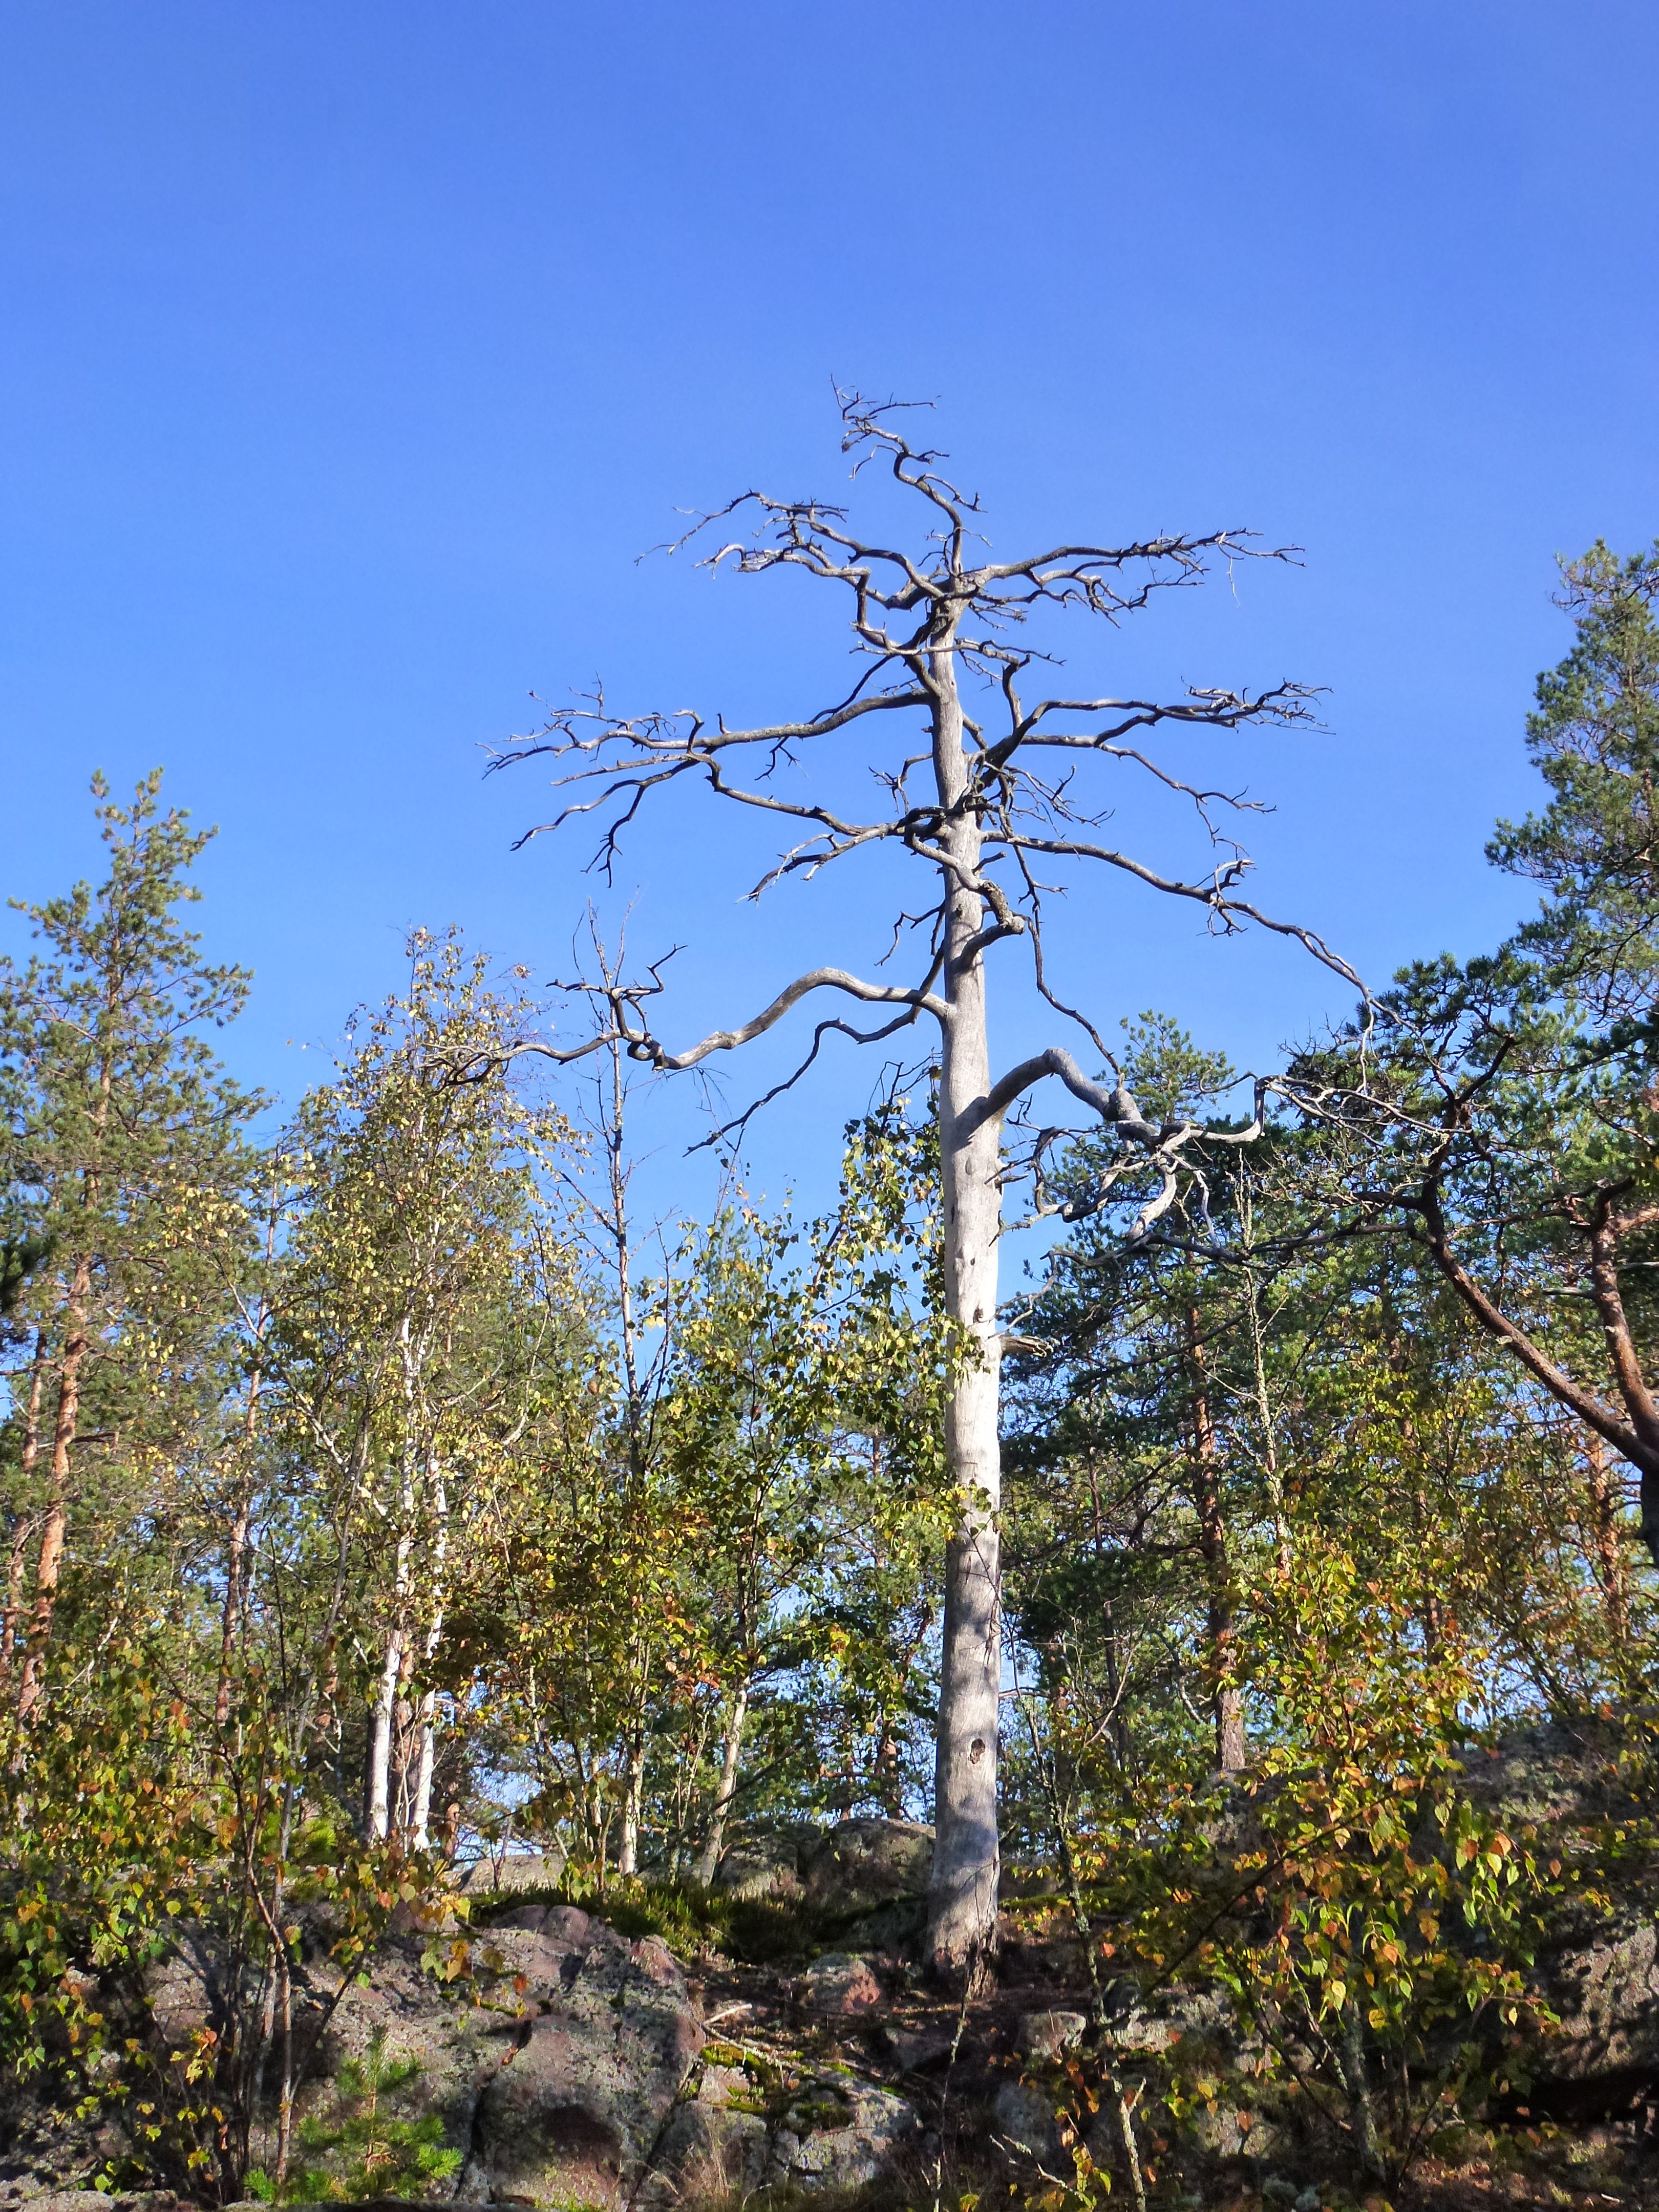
247, 2030, 461, 2204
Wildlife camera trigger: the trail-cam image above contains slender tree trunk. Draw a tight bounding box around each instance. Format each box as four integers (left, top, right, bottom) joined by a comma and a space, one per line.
367, 1618, 406, 1842
618, 1647, 651, 1879
618, 1729, 646, 1879
369, 1324, 421, 1841
1239, 1205, 1290, 1576
410, 1454, 449, 1847
216, 1362, 265, 1732
0, 1335, 48, 1687
411, 1691, 439, 1848
694, 1682, 749, 1886
872, 1721, 903, 1816
1085, 1459, 1132, 1772
928, 618, 1004, 1980
1583, 1430, 1633, 1648
1187, 1307, 1245, 1776
367, 1478, 415, 1844
18, 1263, 91, 1720
1340, 1991, 1386, 2183
273, 1948, 294, 2186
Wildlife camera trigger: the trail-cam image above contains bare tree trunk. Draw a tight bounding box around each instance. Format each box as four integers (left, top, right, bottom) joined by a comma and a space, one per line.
411, 1692, 439, 1847
273, 1947, 294, 2186
18, 1264, 91, 1721
928, 618, 1004, 1981
367, 1500, 414, 1841
1187, 1307, 1245, 1777
693, 1682, 749, 1886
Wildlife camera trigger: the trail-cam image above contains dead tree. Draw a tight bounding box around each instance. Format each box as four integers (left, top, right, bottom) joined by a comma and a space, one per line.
487, 396, 1350, 1976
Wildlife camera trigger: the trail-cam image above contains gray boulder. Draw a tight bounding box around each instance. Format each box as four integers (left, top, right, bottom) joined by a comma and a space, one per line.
802, 1818, 934, 1920
635, 2062, 769, 2205
459, 1916, 704, 2208
711, 1824, 820, 1901
765, 2072, 919, 2188
1535, 1909, 1659, 2080
144, 1926, 238, 2049
453, 1846, 565, 1899
990, 2078, 1065, 2174
284, 1908, 703, 2209
1016, 2009, 1087, 2060
798, 1951, 884, 2016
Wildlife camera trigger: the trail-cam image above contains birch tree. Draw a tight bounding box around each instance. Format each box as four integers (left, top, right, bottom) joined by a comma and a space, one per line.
492, 398, 1348, 1973
276, 932, 566, 1844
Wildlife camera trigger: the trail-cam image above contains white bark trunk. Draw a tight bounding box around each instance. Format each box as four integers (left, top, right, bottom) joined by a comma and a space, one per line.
618, 1727, 646, 1878
368, 1336, 419, 1842
367, 1621, 405, 1842
411, 1454, 449, 1848
411, 1689, 438, 1846
926, 618, 1004, 1979
694, 1683, 749, 1887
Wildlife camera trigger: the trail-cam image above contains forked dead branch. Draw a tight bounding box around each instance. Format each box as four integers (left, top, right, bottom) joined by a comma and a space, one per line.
487, 394, 1350, 1979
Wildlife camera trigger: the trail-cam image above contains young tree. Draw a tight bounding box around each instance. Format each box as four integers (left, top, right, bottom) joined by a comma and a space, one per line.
0, 772, 259, 1718
490, 398, 1346, 1973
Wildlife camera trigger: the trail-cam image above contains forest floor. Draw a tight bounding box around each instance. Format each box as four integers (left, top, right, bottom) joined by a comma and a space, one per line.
652, 1913, 1659, 2212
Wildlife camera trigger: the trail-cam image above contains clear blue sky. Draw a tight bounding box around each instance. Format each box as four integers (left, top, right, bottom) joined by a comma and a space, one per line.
5, 3, 1658, 1208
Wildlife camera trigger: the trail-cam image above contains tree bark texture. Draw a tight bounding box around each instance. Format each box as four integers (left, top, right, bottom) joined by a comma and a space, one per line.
694, 1683, 749, 1886
410, 1453, 449, 1848
1583, 1431, 1633, 1647
927, 615, 1004, 1979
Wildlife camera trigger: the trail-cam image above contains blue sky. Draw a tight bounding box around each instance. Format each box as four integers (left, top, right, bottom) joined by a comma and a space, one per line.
5, 3, 1659, 1211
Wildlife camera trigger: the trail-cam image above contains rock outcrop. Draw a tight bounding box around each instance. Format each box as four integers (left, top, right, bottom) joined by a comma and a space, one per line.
1462, 1719, 1659, 2090
110, 1863, 934, 2210
449, 1908, 703, 2207
451, 1848, 566, 1901
802, 1818, 933, 1921
709, 1825, 820, 1902
764, 2073, 920, 2189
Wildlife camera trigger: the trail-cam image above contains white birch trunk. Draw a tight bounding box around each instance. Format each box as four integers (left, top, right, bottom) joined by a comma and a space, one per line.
411, 1689, 439, 1846
926, 619, 1005, 1977
618, 1710, 647, 1878
411, 1453, 449, 1848
693, 1683, 749, 1887
368, 1322, 420, 1842
367, 1617, 406, 1842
